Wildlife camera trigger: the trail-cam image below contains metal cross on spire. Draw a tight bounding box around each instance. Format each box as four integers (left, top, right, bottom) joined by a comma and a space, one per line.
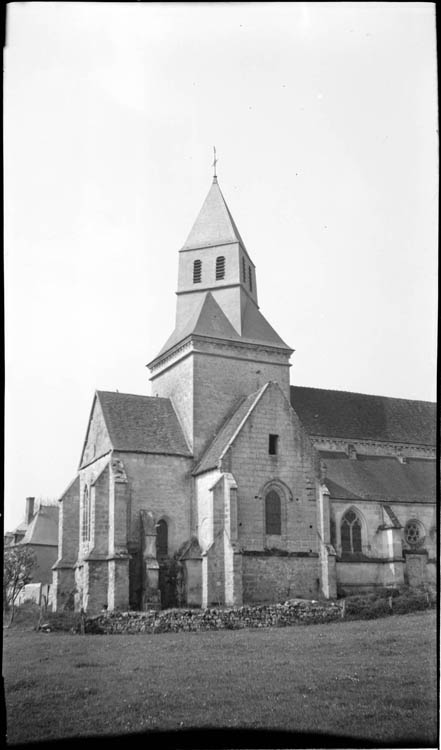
212, 146, 218, 179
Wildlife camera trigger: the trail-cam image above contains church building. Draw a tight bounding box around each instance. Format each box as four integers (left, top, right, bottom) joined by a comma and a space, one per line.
52, 174, 436, 614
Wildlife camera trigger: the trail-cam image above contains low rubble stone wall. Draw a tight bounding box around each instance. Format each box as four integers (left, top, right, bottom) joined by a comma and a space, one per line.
84, 598, 344, 635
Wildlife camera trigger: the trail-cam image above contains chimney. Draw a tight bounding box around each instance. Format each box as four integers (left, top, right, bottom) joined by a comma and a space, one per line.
25, 497, 35, 525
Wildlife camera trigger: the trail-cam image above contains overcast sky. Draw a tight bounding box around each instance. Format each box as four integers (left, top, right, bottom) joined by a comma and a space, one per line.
4, 2, 438, 530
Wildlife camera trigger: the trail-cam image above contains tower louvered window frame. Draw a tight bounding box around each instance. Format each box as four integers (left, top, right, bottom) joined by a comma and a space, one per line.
242, 257, 246, 282
193, 259, 202, 283
248, 265, 253, 292
215, 255, 226, 280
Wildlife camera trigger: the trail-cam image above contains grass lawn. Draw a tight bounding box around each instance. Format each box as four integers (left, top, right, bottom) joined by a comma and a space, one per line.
3, 610, 437, 746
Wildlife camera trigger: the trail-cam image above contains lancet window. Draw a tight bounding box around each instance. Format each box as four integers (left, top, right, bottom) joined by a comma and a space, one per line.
341, 509, 362, 554
82, 486, 91, 543
265, 490, 281, 535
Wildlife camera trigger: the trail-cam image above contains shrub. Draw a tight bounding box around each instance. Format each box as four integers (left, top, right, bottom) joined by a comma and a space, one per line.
392, 590, 431, 615
344, 595, 389, 620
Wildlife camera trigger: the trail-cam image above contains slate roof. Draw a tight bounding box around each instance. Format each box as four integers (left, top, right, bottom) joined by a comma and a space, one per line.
21, 505, 59, 546
155, 292, 242, 358
96, 391, 192, 457
320, 453, 436, 503
182, 178, 247, 251
290, 386, 436, 446
240, 296, 291, 350
154, 292, 291, 360
194, 384, 269, 475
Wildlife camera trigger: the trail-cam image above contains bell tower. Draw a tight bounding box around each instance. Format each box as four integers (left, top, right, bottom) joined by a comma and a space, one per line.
148, 175, 293, 460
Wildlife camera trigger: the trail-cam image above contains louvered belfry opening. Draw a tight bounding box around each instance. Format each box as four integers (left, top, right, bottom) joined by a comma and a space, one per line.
215, 255, 225, 280
193, 259, 202, 283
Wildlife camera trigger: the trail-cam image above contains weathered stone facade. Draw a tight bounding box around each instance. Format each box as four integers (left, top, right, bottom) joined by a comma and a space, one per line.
52, 175, 436, 613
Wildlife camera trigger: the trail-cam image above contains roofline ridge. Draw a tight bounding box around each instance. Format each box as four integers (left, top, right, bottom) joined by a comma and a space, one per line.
290, 384, 435, 405
96, 389, 168, 401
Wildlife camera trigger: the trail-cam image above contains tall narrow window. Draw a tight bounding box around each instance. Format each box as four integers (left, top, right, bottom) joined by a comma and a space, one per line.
156, 519, 168, 559
242, 257, 246, 282
248, 265, 253, 292
265, 490, 281, 535
341, 510, 362, 554
82, 486, 91, 542
269, 434, 279, 455
193, 259, 202, 283
215, 256, 225, 280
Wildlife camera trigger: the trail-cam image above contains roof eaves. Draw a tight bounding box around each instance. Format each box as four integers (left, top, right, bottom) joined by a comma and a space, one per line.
113, 448, 193, 459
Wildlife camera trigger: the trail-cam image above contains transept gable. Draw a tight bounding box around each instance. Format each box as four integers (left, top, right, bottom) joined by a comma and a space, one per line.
193, 384, 269, 475
194, 381, 298, 475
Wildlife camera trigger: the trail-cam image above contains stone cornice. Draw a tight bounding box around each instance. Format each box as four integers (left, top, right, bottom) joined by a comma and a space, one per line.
149, 333, 292, 377
330, 495, 434, 504
312, 435, 435, 457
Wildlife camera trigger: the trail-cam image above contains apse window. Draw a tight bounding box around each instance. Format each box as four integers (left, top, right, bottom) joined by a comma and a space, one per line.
193, 259, 202, 283
216, 255, 225, 280
269, 434, 279, 455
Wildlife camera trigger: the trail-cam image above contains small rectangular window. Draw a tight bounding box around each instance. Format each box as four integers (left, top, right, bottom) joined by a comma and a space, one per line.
269, 434, 278, 455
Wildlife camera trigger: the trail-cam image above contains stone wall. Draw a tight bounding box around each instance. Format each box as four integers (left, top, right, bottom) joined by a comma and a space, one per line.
84, 598, 344, 634
122, 452, 193, 553
242, 553, 320, 603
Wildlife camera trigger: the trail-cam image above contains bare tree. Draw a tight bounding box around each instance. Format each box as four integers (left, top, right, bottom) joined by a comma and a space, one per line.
3, 546, 37, 624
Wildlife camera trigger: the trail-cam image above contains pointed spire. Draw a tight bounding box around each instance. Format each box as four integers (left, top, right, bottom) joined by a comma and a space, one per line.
182, 178, 246, 251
